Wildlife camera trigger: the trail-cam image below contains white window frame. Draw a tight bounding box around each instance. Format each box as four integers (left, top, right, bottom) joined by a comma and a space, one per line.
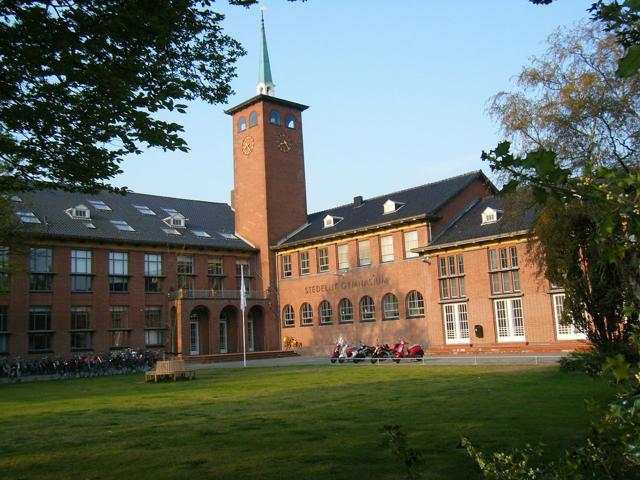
299, 251, 310, 275
553, 294, 587, 340
283, 305, 295, 327
358, 239, 371, 266
317, 247, 329, 272
360, 296, 375, 321
443, 302, 470, 344
406, 290, 424, 317
337, 244, 349, 270
404, 231, 419, 258
382, 293, 399, 320
494, 298, 526, 342
319, 301, 332, 324
380, 235, 394, 262
301, 303, 313, 326
282, 255, 292, 278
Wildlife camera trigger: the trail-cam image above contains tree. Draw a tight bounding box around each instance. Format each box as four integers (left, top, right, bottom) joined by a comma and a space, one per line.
488, 24, 640, 172
0, 0, 274, 194
486, 22, 640, 350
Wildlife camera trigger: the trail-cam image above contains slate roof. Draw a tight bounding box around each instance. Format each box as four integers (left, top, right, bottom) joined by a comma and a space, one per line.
12, 189, 255, 251
276, 170, 491, 248
423, 196, 537, 250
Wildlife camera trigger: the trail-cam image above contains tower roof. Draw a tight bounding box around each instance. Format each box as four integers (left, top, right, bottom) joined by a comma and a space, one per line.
258, 13, 273, 85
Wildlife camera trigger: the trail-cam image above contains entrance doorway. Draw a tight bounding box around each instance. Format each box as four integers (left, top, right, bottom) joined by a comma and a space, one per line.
247, 319, 254, 352
219, 319, 228, 353
189, 320, 199, 355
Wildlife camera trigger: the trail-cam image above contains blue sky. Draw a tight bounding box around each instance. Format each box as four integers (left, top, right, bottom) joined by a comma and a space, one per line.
113, 0, 594, 213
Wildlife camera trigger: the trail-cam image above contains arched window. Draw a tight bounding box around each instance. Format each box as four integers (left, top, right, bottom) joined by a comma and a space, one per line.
285, 113, 296, 129
360, 296, 375, 322
249, 111, 258, 127
269, 109, 281, 125
301, 303, 313, 326
283, 305, 294, 327
383, 293, 399, 320
407, 291, 425, 317
339, 298, 353, 323
319, 301, 332, 324
237, 116, 247, 132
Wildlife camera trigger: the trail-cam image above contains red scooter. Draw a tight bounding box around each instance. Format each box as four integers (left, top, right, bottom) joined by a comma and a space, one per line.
392, 340, 425, 363
370, 341, 393, 363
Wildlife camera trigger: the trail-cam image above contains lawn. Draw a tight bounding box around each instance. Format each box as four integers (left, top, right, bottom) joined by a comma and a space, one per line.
0, 364, 613, 480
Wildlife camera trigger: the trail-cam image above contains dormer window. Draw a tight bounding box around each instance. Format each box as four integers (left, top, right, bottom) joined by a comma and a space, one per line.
110, 220, 135, 232
16, 210, 41, 224
323, 215, 343, 228
66, 204, 91, 219
383, 199, 404, 214
163, 212, 186, 229
481, 207, 502, 225
133, 204, 155, 215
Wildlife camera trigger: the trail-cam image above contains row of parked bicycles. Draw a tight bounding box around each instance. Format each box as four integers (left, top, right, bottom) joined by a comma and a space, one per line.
0, 349, 160, 380
330, 337, 425, 364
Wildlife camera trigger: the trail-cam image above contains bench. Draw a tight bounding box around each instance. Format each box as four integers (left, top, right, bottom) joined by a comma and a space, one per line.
144, 359, 196, 383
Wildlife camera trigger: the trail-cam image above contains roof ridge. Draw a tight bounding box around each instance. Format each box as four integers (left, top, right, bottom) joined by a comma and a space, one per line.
123, 191, 232, 207
308, 170, 483, 216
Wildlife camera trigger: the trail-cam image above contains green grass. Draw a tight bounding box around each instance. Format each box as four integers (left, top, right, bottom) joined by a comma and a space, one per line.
0, 364, 613, 480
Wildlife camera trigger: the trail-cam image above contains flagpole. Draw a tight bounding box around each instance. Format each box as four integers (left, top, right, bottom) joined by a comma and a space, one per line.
240, 264, 247, 368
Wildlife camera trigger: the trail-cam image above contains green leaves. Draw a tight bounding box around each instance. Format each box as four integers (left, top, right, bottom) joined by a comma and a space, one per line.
617, 44, 640, 77
0, 1, 247, 193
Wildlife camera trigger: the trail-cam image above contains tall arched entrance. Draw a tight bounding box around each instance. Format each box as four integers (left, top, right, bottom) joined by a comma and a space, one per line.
189, 305, 210, 355
219, 305, 239, 353
248, 305, 266, 352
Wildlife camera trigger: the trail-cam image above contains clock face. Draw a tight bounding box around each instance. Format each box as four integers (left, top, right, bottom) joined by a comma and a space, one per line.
277, 133, 292, 153
241, 136, 255, 155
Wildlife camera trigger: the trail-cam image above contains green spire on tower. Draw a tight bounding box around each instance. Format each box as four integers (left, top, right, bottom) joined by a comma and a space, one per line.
257, 7, 275, 96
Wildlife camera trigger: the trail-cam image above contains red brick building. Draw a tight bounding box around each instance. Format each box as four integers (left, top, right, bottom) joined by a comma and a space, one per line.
0, 18, 586, 359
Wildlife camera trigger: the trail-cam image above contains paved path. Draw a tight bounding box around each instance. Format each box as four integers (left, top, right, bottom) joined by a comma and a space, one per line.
191, 353, 566, 370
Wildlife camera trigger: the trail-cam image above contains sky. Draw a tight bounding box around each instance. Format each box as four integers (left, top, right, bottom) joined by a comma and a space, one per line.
113, 0, 595, 213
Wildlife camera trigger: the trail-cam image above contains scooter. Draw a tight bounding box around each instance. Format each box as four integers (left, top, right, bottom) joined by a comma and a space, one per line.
352, 343, 375, 363
370, 341, 393, 363
329, 337, 345, 363
392, 340, 425, 363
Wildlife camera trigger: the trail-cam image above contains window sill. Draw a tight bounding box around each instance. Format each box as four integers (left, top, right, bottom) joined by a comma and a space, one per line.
108, 328, 132, 331
319, 322, 333, 326
383, 317, 399, 321
71, 348, 94, 352
407, 315, 425, 319
282, 324, 295, 329
28, 350, 53, 354
360, 319, 376, 323
144, 291, 164, 295
30, 290, 53, 293
71, 290, 93, 294
438, 297, 468, 304
489, 293, 523, 300
109, 291, 129, 294
339, 320, 353, 324
301, 323, 313, 327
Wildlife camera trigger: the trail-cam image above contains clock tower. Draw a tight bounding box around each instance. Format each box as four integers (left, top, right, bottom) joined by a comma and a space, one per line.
225, 13, 309, 348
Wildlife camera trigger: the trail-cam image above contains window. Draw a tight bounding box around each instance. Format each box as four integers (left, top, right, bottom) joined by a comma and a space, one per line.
236, 260, 251, 292
145, 306, 165, 346
88, 199, 111, 211
360, 296, 375, 322
283, 305, 295, 327
191, 230, 211, 238
339, 298, 353, 323
481, 207, 501, 225
380, 236, 394, 262
0, 306, 8, 353
237, 116, 247, 132
30, 248, 53, 291
282, 255, 292, 278
269, 110, 281, 125
109, 252, 128, 293
337, 244, 349, 270
208, 257, 223, 275
406, 290, 425, 317
318, 248, 329, 272
299, 251, 310, 275
249, 111, 258, 127
323, 214, 342, 228
285, 113, 295, 129
162, 228, 181, 236
110, 220, 135, 232
132, 204, 155, 215
404, 231, 419, 258
70, 307, 92, 350
443, 303, 469, 344
438, 254, 465, 300
0, 246, 9, 292
301, 303, 313, 326
144, 254, 163, 293
208, 257, 224, 292
66, 204, 90, 219
17, 210, 41, 223
177, 254, 194, 290
553, 294, 587, 340
494, 298, 525, 342
28, 307, 52, 352
383, 199, 404, 214
488, 246, 521, 295
382, 293, 399, 320
163, 214, 185, 229
358, 240, 371, 266
71, 249, 92, 292
110, 306, 130, 349
319, 301, 332, 324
